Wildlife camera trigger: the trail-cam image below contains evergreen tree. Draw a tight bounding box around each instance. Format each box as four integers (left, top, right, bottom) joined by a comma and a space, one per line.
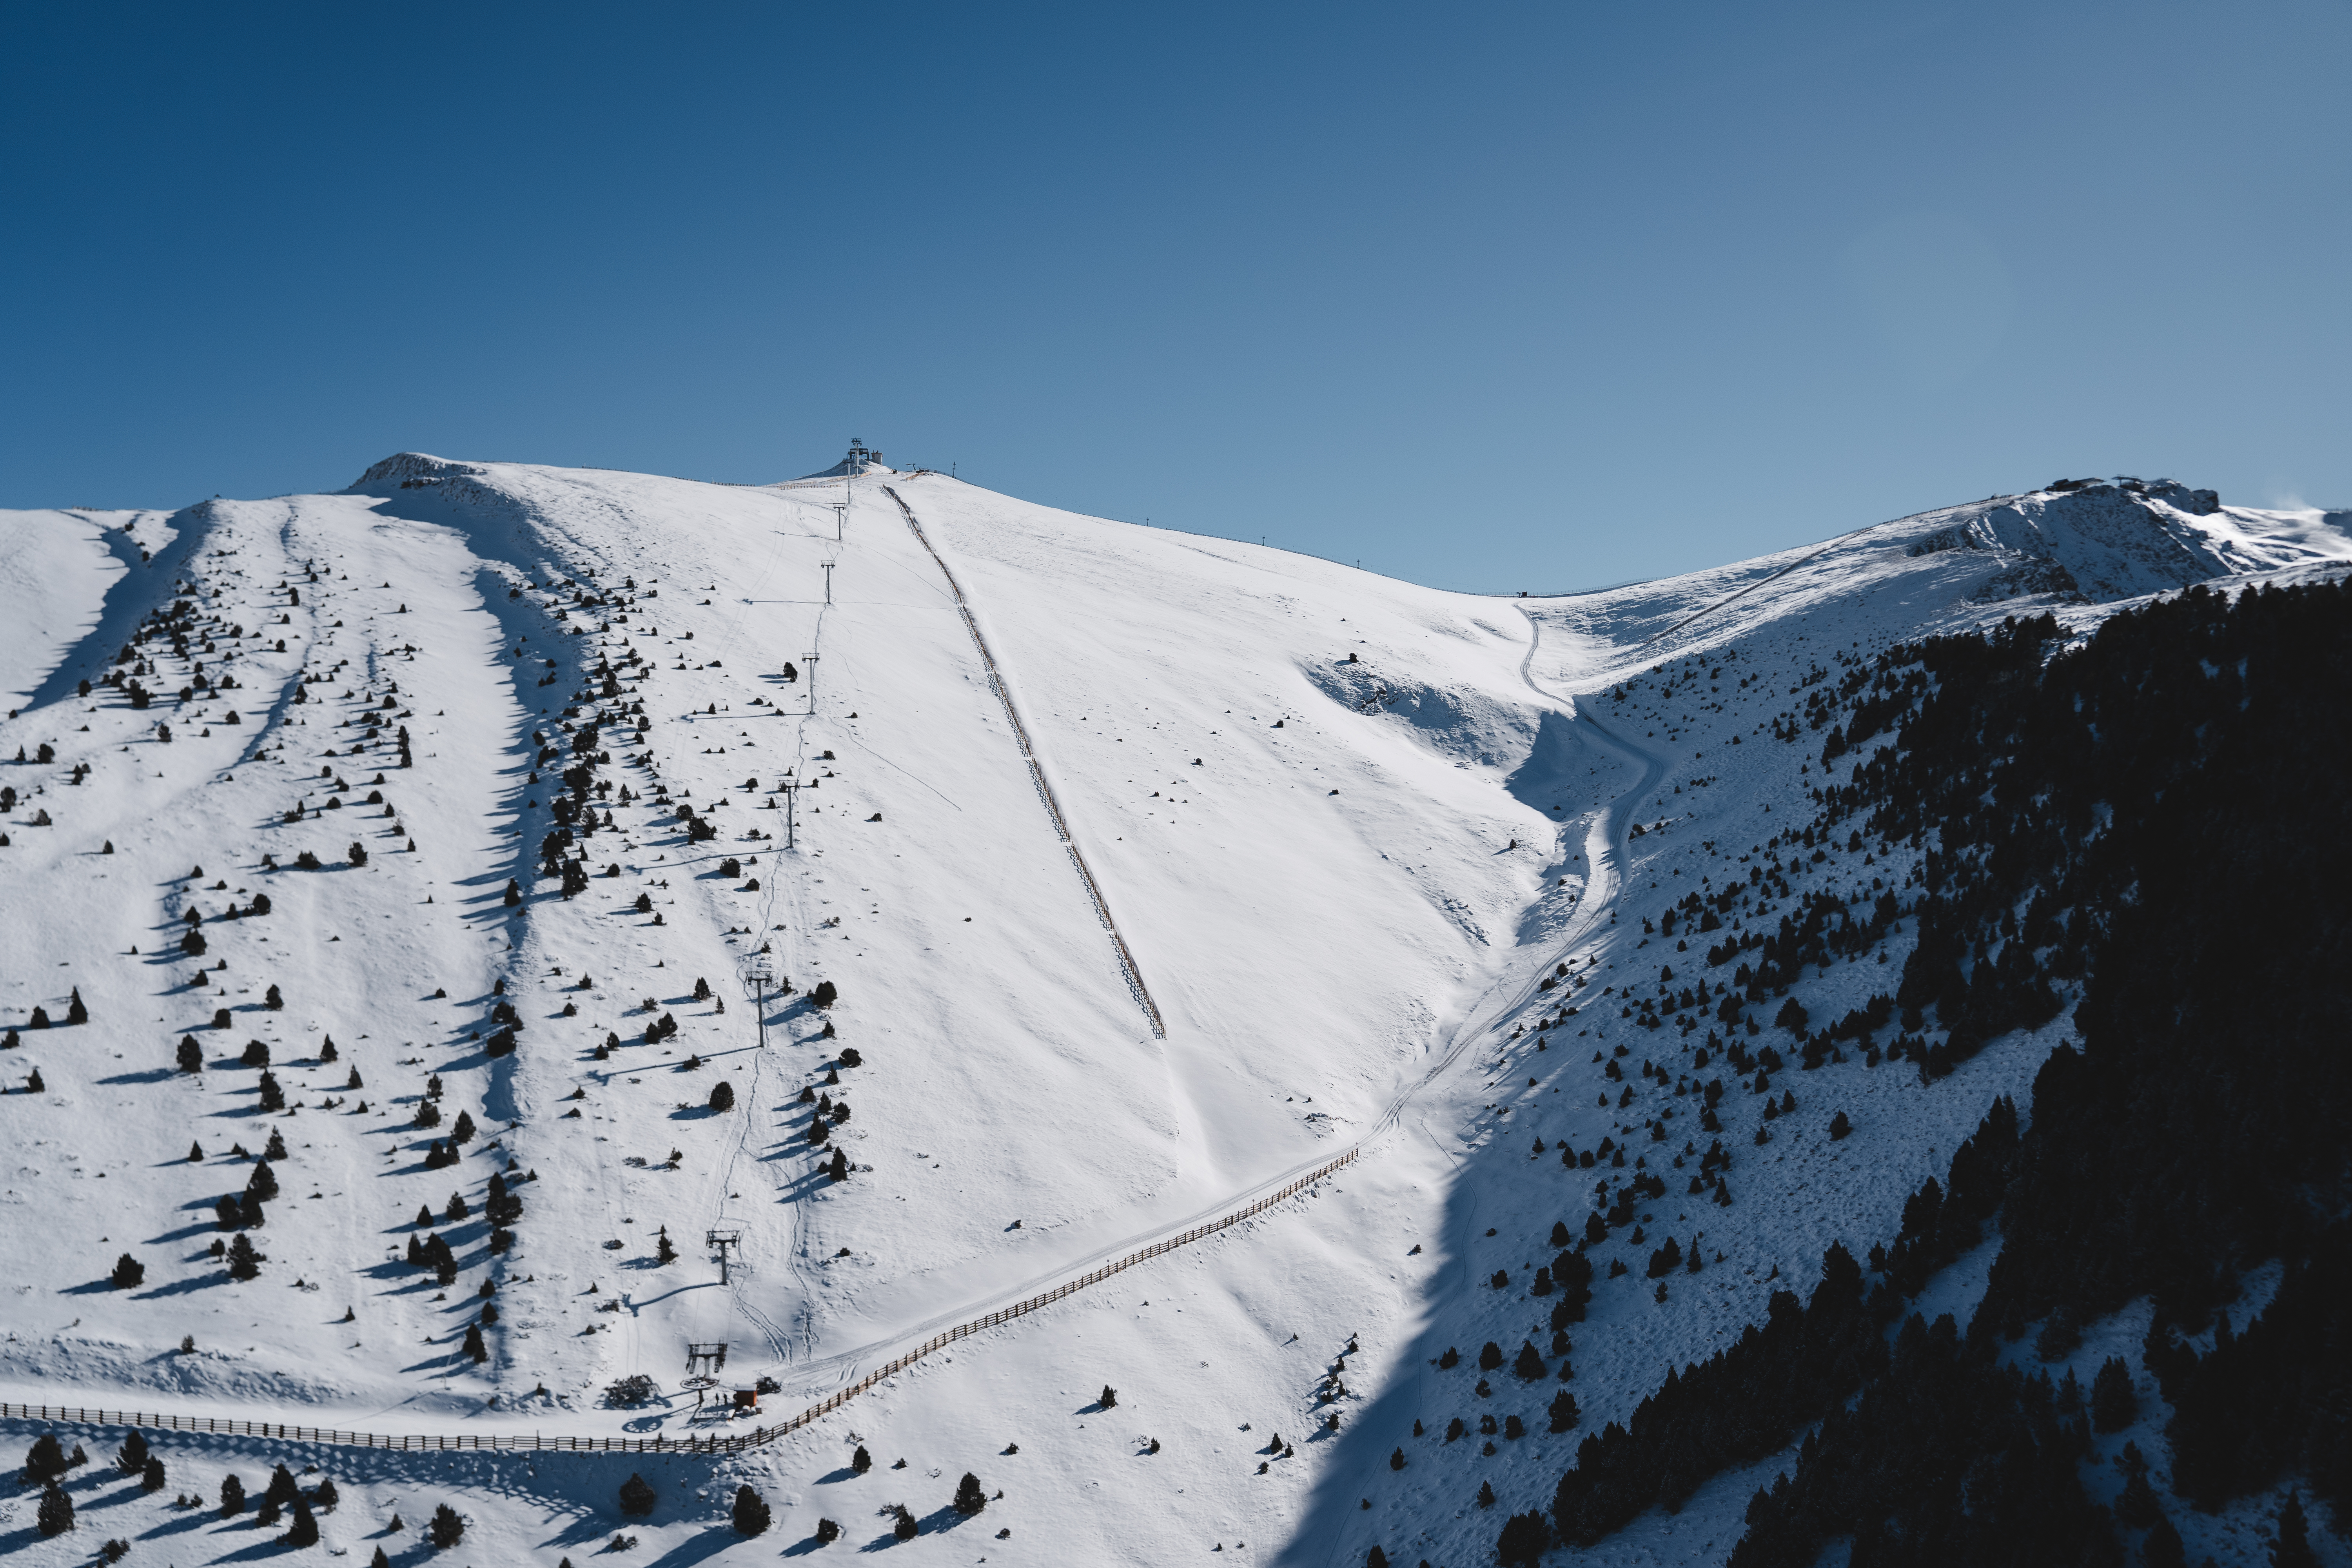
811, 980, 838, 1009
1367, 1549, 1390, 1568
285, 1495, 319, 1545
140, 1456, 165, 1492
463, 1322, 488, 1363
177, 1036, 203, 1073
655, 1226, 677, 1265
257, 1070, 285, 1111
111, 1253, 144, 1289
2143, 1514, 2187, 1568
1100, 1385, 1119, 1409
263, 1129, 287, 1161
416, 1204, 434, 1228
891, 1504, 917, 1540
36, 1480, 72, 1536
731, 1483, 771, 1535
189, 1141, 203, 1161
426, 1233, 457, 1285
451, 1110, 475, 1143
446, 1191, 468, 1222
826, 1147, 850, 1182
221, 1473, 246, 1516
228, 1233, 262, 1280
428, 1502, 465, 1548
313, 1475, 339, 1512
23, 1432, 67, 1483
815, 1518, 842, 1544
246, 1158, 279, 1203
2090, 1355, 2137, 1432
708, 1080, 735, 1112
2272, 1492, 2316, 1568
1497, 1511, 1550, 1566
372, 1548, 392, 1568
1514, 1340, 1547, 1380
241, 1038, 270, 1067
1479, 1341, 1505, 1372
67, 988, 87, 1025
114, 1429, 149, 1475
852, 1445, 872, 1474
953, 1471, 987, 1514
1548, 1389, 1581, 1432
618, 1472, 657, 1517
265, 1463, 299, 1508
1477, 1479, 1496, 1508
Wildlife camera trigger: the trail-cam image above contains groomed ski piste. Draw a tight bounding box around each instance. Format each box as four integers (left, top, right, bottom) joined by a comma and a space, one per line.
0, 456, 2344, 1564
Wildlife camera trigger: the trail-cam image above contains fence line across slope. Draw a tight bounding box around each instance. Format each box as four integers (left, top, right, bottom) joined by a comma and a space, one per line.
0, 1149, 1354, 1457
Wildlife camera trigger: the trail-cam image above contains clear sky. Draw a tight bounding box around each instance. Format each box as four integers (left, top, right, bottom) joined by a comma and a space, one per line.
4, 2, 2346, 592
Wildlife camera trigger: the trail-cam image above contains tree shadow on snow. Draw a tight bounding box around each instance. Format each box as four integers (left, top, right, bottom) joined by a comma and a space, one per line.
642, 1525, 742, 1568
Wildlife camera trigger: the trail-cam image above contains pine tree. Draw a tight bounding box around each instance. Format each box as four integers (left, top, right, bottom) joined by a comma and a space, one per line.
892, 1504, 918, 1540
24, 1431, 67, 1483
953, 1471, 987, 1514
2272, 1491, 2317, 1568
313, 1476, 338, 1512
264, 1129, 287, 1160
1548, 1388, 1581, 1432
1497, 1511, 1550, 1566
731, 1483, 771, 1535
815, 1518, 841, 1544
1100, 1384, 1119, 1409
257, 1070, 285, 1111
1513, 1340, 1546, 1380
2143, 1514, 2187, 1568
451, 1109, 475, 1143
111, 1253, 145, 1289
246, 1158, 279, 1203
372, 1548, 392, 1568
463, 1322, 488, 1363
140, 1455, 165, 1492
221, 1473, 245, 1516
178, 1036, 203, 1073
446, 1191, 469, 1222
265, 1463, 299, 1508
428, 1502, 465, 1548
811, 980, 838, 1009
241, 1038, 270, 1067
656, 1226, 677, 1265
1367, 1549, 1390, 1568
67, 988, 87, 1026
852, 1445, 872, 1475
189, 1140, 204, 1162
618, 1472, 657, 1517
1479, 1341, 1505, 1372
828, 1147, 849, 1181
2090, 1355, 2137, 1432
115, 1429, 149, 1474
1477, 1479, 1496, 1508
284, 1495, 319, 1545
708, 1080, 735, 1112
265, 984, 283, 1010
36, 1480, 72, 1535
228, 1233, 262, 1280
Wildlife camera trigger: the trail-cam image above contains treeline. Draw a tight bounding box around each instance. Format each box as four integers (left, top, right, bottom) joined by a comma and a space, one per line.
1506, 577, 2352, 1564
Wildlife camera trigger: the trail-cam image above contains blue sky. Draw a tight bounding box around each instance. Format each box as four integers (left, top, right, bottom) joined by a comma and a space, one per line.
4, 1, 2346, 591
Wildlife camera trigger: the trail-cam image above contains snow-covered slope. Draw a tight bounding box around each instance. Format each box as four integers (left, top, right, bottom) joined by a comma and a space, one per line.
0, 462, 2341, 1564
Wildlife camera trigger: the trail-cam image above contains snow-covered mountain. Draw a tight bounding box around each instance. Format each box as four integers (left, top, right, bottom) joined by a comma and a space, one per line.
0, 457, 2343, 1564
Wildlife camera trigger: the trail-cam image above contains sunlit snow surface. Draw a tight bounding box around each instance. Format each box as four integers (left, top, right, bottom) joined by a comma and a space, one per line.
0, 461, 2342, 1563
